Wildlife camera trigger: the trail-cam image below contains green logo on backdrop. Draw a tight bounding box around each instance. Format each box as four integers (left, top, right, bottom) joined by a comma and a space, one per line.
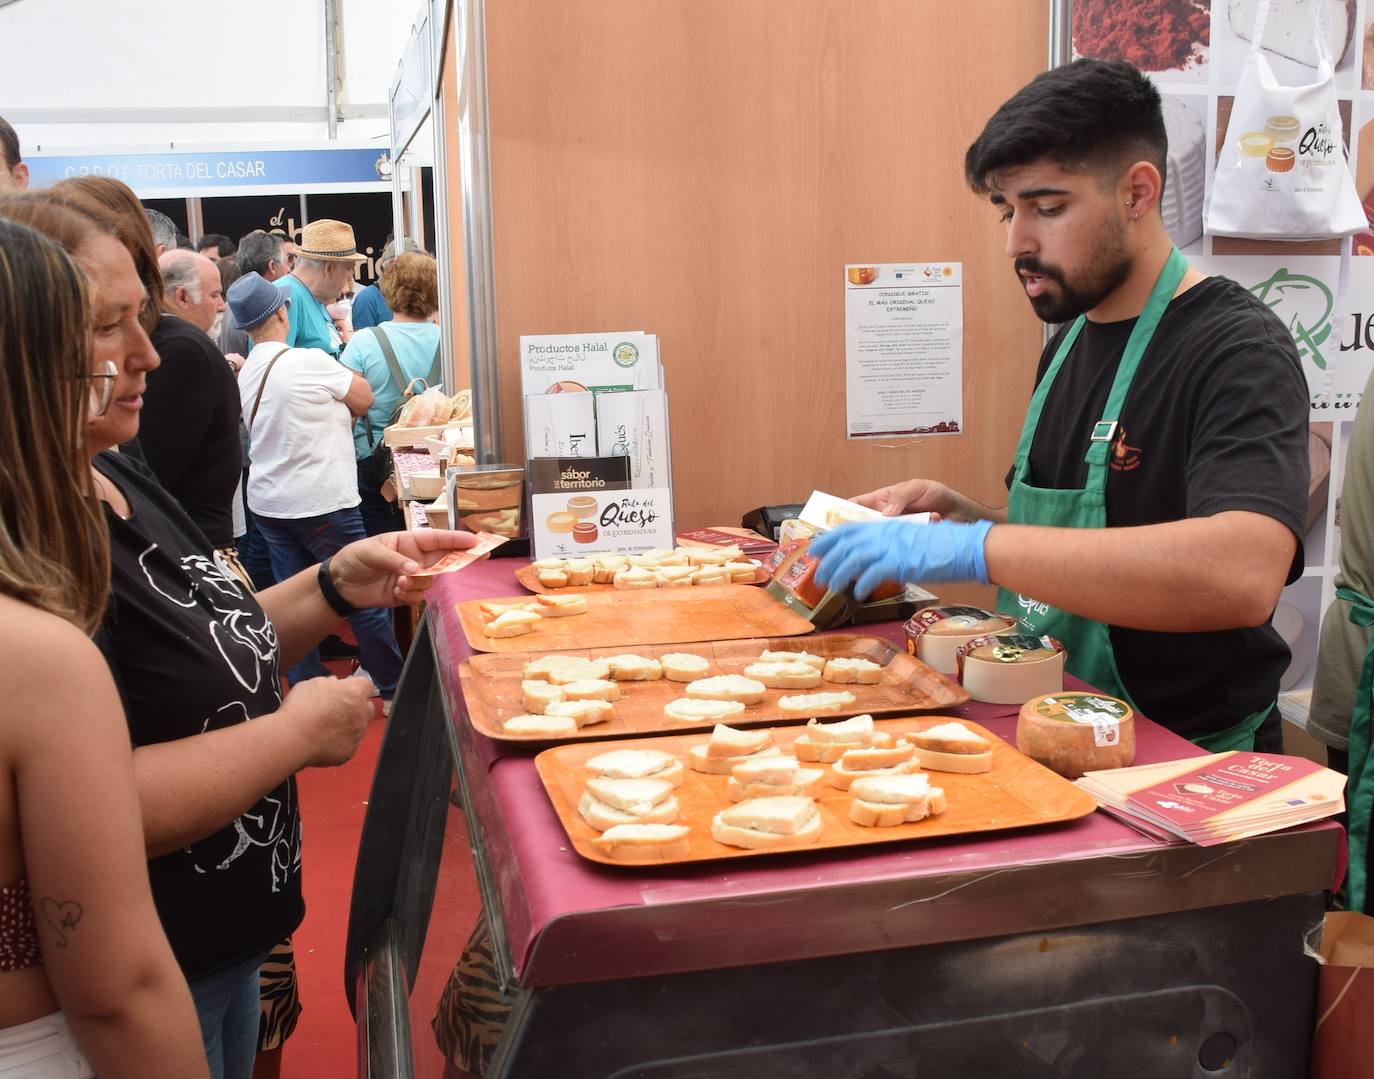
1249, 268, 1334, 370
612, 342, 639, 368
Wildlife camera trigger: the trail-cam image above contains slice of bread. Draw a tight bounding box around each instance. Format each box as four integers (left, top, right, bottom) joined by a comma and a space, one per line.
534, 594, 589, 618
744, 661, 823, 690
663, 698, 746, 724
729, 754, 806, 785
545, 699, 614, 726
692, 567, 730, 587
726, 561, 759, 583
686, 743, 781, 775
589, 823, 690, 861
479, 600, 538, 619
758, 649, 827, 672
727, 773, 825, 801
584, 776, 675, 815
520, 679, 565, 714
914, 747, 993, 774
565, 559, 594, 586
910, 721, 993, 755
523, 655, 610, 682
501, 714, 578, 737
685, 675, 767, 705
822, 657, 884, 685
685, 546, 730, 566
827, 757, 920, 791
848, 777, 947, 827
837, 740, 915, 771
849, 773, 931, 804
803, 714, 876, 744
705, 723, 772, 758
484, 609, 539, 637
613, 567, 659, 590
592, 556, 628, 584
603, 654, 664, 681
776, 690, 857, 718
578, 791, 681, 831
711, 796, 823, 849
536, 569, 569, 589
532, 557, 568, 571
585, 749, 685, 787
559, 678, 621, 703
661, 653, 710, 682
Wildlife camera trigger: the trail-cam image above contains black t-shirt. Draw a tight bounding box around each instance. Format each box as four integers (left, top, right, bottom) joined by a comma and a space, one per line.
142, 314, 243, 548
93, 451, 302, 979
1009, 275, 1309, 742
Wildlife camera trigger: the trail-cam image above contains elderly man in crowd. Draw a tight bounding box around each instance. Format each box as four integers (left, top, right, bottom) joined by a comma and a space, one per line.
139, 249, 245, 576
232, 272, 405, 710
0, 116, 29, 190
221, 230, 291, 357
276, 219, 366, 358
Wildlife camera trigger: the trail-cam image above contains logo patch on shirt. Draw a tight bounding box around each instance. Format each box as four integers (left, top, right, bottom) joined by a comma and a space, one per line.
1110, 425, 1142, 472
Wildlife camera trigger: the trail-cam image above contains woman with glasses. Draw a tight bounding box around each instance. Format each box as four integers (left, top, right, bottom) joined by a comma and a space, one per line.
0, 217, 208, 1076
0, 189, 478, 1079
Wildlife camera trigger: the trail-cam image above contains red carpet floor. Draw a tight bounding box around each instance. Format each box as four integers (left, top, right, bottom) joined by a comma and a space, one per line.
283, 680, 482, 1077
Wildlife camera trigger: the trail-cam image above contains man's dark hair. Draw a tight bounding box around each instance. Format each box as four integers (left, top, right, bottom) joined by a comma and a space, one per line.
964, 59, 1167, 198
196, 233, 235, 258
236, 229, 285, 276
0, 116, 19, 170
176, 232, 194, 250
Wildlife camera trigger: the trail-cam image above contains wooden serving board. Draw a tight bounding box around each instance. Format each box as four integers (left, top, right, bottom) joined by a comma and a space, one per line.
460, 634, 969, 742
514, 561, 769, 594
535, 717, 1098, 867
456, 585, 814, 653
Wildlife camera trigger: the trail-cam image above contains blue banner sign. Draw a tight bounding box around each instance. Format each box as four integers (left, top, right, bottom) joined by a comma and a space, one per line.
26, 147, 392, 195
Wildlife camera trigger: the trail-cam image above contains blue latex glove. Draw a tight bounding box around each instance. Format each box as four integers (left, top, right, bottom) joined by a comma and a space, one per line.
811, 518, 994, 600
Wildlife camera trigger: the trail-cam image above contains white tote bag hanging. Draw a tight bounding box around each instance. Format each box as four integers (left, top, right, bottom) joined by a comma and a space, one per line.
1204, 0, 1365, 240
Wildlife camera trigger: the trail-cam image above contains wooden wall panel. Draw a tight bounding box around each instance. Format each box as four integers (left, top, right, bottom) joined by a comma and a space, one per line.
481, 0, 1047, 530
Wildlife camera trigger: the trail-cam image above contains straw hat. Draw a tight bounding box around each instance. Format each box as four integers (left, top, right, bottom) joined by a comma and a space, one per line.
295, 219, 368, 263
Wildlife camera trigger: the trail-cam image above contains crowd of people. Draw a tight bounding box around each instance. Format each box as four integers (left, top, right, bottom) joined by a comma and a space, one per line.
0, 114, 474, 1078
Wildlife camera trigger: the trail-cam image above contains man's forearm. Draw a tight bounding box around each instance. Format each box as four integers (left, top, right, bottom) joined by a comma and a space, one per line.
947, 492, 1008, 525
982, 511, 1294, 632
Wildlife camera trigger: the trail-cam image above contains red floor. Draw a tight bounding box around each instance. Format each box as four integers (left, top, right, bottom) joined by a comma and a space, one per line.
284, 682, 481, 1077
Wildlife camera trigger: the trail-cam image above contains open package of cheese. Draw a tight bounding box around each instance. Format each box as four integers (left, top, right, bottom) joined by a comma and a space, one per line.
762, 491, 937, 629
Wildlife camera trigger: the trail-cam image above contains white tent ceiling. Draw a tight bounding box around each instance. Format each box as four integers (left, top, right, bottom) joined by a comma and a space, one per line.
0, 0, 418, 152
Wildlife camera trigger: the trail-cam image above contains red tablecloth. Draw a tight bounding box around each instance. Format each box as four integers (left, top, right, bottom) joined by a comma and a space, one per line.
427, 562, 1338, 986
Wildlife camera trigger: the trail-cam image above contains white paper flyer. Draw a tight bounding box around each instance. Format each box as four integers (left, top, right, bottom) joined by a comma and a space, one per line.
844, 262, 964, 439
531, 488, 675, 560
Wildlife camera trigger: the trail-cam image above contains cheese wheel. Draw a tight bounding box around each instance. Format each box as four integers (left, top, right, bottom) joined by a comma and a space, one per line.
905, 606, 1018, 675
546, 511, 577, 534
1016, 692, 1135, 779
959, 635, 1065, 704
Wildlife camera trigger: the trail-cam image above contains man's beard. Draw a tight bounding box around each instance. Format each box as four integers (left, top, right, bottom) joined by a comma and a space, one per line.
1016, 220, 1133, 323
208, 314, 223, 339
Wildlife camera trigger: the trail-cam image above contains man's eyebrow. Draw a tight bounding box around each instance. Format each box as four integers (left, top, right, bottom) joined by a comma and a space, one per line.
1017, 186, 1071, 199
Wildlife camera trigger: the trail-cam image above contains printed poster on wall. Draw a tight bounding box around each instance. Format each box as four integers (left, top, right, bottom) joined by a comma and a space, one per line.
843, 262, 963, 439
531, 489, 675, 561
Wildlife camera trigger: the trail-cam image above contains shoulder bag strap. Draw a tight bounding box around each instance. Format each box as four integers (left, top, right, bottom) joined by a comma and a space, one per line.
425, 339, 442, 389
249, 346, 292, 434
371, 326, 410, 394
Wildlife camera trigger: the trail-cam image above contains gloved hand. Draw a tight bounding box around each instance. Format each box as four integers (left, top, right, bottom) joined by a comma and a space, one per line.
811, 518, 994, 600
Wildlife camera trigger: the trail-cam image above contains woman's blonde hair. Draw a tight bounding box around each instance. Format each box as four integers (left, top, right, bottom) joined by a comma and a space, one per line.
379, 252, 439, 318
0, 215, 110, 633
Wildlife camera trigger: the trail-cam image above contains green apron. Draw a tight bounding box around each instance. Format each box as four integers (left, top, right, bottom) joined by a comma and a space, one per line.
997, 247, 1270, 753
1338, 584, 1374, 911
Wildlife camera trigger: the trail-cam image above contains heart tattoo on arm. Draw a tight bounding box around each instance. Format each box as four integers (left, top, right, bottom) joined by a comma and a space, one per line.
40, 898, 84, 949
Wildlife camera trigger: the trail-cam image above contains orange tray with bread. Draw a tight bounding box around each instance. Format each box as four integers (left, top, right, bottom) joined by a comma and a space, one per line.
514, 561, 769, 594
534, 716, 1098, 867
459, 634, 969, 743
455, 584, 814, 653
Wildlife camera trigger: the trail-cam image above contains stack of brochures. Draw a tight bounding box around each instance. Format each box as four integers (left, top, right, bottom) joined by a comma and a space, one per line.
1076, 752, 1345, 846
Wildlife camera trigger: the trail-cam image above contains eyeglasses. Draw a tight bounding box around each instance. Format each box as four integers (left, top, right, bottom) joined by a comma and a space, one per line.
85, 360, 118, 417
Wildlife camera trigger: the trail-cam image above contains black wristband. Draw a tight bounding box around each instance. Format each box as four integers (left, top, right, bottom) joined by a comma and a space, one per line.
317, 558, 358, 617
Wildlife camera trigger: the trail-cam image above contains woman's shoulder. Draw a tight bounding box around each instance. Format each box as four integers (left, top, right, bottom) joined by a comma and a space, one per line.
0, 597, 109, 717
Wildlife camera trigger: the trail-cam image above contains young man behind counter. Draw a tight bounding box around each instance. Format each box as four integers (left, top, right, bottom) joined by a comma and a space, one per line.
812, 59, 1309, 753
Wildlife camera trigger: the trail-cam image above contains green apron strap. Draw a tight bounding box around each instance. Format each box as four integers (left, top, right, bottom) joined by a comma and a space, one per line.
1011, 316, 1086, 469
1338, 584, 1374, 912
1191, 702, 1274, 753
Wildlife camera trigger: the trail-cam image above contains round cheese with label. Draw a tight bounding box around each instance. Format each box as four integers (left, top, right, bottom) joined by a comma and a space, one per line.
1016, 692, 1135, 779
957, 634, 1065, 704
903, 607, 1018, 674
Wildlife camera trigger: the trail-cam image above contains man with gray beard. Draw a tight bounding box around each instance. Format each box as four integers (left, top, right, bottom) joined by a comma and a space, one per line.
140, 249, 244, 562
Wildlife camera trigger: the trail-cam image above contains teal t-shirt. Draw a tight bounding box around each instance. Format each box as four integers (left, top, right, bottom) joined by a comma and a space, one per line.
277, 273, 342, 358
339, 321, 442, 459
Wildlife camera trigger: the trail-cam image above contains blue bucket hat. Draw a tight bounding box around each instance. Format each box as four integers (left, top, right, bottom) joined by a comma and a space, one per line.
227, 271, 290, 331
